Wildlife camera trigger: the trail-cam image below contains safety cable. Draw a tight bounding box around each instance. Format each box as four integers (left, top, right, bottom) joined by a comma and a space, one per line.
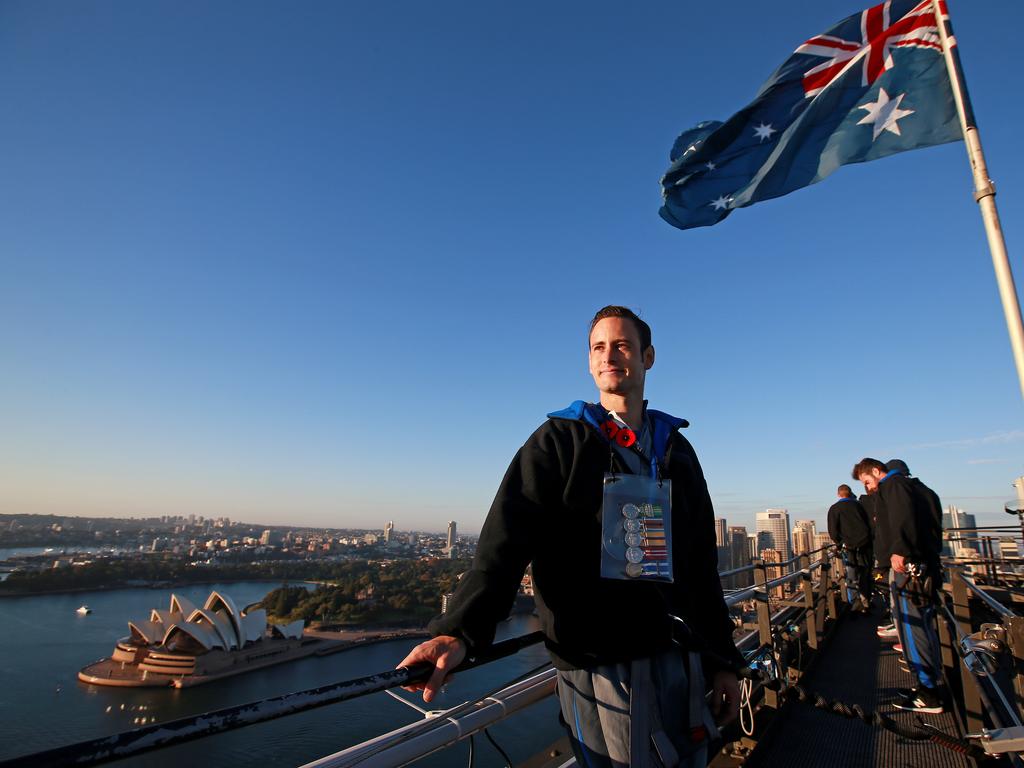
738, 676, 755, 737
483, 728, 514, 767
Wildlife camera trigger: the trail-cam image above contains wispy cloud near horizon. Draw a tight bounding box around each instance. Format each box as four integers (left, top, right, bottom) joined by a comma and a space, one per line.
898, 430, 1024, 451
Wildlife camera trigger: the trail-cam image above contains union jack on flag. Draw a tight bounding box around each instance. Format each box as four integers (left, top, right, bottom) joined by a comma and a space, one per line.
799, 1, 946, 95
660, 0, 963, 231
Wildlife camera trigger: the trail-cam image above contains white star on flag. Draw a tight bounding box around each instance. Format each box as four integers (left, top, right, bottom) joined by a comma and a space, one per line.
709, 195, 731, 211
753, 122, 777, 142
705, 161, 717, 171
857, 88, 915, 141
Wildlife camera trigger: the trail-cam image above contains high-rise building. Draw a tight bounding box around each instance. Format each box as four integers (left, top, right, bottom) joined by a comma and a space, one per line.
717, 544, 732, 573
715, 518, 731, 572
447, 521, 457, 550
795, 519, 817, 541
747, 534, 759, 561
943, 506, 978, 557
383, 521, 394, 543
760, 548, 786, 598
814, 532, 832, 560
714, 518, 728, 547
259, 529, 273, 546
792, 525, 813, 558
756, 509, 792, 563
728, 525, 751, 587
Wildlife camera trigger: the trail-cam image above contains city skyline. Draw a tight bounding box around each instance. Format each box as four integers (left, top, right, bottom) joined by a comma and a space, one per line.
2, 2, 1022, 534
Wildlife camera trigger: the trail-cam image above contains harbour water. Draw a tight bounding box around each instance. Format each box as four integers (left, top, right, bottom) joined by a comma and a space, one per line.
0, 582, 559, 767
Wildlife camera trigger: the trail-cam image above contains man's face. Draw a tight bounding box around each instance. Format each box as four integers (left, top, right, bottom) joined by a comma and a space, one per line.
588, 317, 654, 398
858, 468, 885, 493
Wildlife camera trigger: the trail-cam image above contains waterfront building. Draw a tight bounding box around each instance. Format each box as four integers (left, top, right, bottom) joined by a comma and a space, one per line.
80, 590, 307, 688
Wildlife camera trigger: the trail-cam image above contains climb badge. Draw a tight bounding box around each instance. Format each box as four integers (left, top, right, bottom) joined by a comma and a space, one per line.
601, 473, 673, 583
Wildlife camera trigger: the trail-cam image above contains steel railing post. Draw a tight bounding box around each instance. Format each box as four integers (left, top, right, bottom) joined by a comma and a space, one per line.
753, 558, 778, 708
799, 554, 817, 651
1005, 615, 1024, 720
952, 568, 986, 733
937, 579, 957, 684
825, 550, 839, 621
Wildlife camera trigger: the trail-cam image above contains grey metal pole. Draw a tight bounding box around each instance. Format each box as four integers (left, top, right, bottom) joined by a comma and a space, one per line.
932, 0, 1024, 399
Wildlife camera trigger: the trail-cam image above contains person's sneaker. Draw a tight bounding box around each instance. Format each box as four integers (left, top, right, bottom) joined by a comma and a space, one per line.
877, 625, 898, 639
893, 687, 943, 714
893, 643, 904, 654
895, 686, 915, 700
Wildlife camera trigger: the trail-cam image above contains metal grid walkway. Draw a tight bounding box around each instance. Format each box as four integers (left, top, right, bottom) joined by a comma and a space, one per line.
746, 611, 973, 768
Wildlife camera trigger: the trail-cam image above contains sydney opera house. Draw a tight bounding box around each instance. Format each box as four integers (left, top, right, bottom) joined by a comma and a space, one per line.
79, 590, 314, 688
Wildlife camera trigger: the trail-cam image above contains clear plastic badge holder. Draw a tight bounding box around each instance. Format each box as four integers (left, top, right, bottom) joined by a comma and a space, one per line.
601, 473, 673, 582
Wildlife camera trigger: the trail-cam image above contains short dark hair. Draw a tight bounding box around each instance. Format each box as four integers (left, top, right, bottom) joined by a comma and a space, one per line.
851, 458, 887, 480
885, 458, 911, 477
837, 484, 853, 498
589, 306, 652, 351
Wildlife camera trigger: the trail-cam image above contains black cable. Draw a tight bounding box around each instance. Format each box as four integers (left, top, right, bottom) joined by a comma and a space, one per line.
467, 733, 475, 768
484, 728, 513, 768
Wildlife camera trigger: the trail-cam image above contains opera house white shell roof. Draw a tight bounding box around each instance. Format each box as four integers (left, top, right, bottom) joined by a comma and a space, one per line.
127, 590, 303, 653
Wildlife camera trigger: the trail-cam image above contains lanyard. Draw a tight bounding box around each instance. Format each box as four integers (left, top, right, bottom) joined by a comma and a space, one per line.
601, 418, 661, 482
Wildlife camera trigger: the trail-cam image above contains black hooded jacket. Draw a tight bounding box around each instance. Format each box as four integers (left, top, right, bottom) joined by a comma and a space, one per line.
428, 402, 743, 673
874, 471, 942, 565
827, 497, 872, 550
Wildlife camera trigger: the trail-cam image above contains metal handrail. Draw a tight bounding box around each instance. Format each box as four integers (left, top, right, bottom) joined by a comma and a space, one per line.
717, 546, 830, 579
939, 600, 1023, 731
299, 668, 558, 768
957, 573, 1018, 619
719, 564, 756, 578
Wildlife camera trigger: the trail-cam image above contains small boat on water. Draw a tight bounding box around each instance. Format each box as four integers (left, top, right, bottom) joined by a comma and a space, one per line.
76, 605, 92, 615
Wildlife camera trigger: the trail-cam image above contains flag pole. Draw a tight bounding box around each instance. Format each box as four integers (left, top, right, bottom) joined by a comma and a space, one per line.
931, 0, 1024, 400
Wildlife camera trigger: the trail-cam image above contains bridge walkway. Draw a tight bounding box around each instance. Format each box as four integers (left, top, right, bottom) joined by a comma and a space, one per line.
745, 609, 972, 768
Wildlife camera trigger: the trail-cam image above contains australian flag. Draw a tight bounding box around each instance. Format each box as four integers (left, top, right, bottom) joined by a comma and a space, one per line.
660, 0, 963, 230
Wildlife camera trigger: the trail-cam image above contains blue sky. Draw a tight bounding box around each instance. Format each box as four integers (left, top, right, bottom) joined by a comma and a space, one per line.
1, 1, 1021, 535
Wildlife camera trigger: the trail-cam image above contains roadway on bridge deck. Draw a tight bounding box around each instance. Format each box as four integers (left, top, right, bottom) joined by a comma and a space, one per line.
746, 608, 972, 768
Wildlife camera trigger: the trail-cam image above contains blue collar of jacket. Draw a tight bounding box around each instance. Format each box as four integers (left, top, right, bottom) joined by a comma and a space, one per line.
546, 400, 689, 465
880, 469, 902, 484
837, 496, 858, 503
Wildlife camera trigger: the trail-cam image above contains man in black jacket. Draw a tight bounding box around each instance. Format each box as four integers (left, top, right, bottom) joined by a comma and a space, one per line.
853, 457, 944, 714
886, 458, 943, 553
400, 306, 742, 767
826, 484, 873, 611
